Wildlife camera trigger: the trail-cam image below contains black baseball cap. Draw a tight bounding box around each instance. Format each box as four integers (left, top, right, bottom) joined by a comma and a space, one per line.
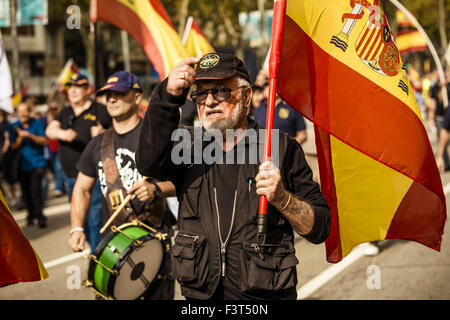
195, 52, 250, 83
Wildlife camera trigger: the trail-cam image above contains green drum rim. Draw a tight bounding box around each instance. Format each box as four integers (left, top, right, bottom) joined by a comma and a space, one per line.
93, 225, 151, 297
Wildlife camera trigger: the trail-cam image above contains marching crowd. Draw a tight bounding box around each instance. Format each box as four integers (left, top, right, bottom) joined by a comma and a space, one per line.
0, 53, 448, 300
0, 64, 312, 234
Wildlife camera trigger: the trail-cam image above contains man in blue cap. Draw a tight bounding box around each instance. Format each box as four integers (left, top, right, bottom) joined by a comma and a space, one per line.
46, 73, 112, 252
69, 71, 176, 300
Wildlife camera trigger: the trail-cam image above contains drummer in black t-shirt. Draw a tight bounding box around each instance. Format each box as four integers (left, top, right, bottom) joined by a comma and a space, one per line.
46, 73, 111, 252
68, 71, 176, 300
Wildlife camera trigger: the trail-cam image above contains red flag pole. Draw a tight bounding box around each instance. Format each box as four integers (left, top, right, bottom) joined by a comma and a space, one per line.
257, 0, 287, 244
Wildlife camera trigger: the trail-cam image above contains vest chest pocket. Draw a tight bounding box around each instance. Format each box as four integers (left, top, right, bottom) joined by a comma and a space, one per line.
178, 165, 204, 219
171, 232, 208, 289
240, 241, 299, 292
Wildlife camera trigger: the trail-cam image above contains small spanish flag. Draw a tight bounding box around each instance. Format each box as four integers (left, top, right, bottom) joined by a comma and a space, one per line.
90, 0, 188, 79
0, 191, 48, 287
11, 85, 29, 109
395, 10, 427, 55
272, 0, 445, 263
56, 58, 80, 92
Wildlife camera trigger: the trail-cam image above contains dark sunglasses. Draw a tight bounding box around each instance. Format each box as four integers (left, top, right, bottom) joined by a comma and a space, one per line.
190, 86, 248, 105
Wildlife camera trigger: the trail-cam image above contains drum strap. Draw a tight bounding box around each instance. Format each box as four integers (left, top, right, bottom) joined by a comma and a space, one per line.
100, 127, 133, 225
100, 127, 166, 228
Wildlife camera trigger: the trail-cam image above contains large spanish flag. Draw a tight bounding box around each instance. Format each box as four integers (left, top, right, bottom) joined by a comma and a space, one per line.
182, 16, 215, 57
0, 191, 48, 287
272, 0, 446, 263
90, 0, 188, 79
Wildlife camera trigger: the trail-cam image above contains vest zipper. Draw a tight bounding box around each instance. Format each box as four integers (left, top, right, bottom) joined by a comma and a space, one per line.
214, 187, 237, 278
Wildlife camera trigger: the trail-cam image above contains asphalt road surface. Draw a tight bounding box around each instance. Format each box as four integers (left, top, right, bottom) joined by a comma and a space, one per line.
1, 172, 449, 301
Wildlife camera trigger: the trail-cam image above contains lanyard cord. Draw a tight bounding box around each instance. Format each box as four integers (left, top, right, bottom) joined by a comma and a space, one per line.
214, 188, 237, 247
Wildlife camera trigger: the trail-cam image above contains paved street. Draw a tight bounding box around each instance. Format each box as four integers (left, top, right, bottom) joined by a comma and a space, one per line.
0, 122, 449, 301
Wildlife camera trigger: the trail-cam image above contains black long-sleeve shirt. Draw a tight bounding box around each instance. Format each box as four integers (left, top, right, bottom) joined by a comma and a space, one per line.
136, 79, 330, 245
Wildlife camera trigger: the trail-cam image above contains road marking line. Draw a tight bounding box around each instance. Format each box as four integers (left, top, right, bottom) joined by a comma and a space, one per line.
14, 202, 70, 222
298, 182, 450, 299
297, 246, 365, 299
13, 200, 88, 270
43, 249, 90, 269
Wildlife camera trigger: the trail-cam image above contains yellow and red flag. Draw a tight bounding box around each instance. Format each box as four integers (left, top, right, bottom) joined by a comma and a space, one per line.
182, 16, 215, 57
56, 58, 80, 92
395, 10, 427, 55
90, 0, 188, 79
0, 191, 48, 287
12, 85, 29, 108
271, 0, 446, 263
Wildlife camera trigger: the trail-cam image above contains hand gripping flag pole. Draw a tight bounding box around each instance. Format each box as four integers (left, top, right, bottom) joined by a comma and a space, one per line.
257, 0, 287, 245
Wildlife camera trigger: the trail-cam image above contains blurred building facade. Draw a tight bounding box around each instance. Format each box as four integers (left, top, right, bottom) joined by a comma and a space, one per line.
1, 22, 160, 101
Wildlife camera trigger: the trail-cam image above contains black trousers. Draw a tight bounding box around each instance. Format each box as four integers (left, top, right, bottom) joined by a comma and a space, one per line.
19, 167, 46, 223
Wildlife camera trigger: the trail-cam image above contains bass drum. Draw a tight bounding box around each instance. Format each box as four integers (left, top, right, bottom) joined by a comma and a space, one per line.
86, 220, 167, 300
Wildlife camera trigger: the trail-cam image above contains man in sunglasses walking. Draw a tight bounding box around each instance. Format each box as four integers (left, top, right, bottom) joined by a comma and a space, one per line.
136, 53, 330, 300
46, 73, 112, 252
69, 71, 176, 300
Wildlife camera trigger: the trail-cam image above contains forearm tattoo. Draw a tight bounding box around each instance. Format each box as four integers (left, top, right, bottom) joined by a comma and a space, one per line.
278, 191, 314, 235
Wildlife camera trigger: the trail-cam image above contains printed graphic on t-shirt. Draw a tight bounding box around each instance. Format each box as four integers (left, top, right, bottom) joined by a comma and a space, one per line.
97, 147, 143, 197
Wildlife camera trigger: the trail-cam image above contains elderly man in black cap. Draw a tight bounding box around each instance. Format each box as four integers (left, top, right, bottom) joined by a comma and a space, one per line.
136, 53, 331, 300
69, 71, 176, 300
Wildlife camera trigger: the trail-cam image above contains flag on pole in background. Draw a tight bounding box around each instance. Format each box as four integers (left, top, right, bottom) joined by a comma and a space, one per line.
0, 40, 13, 113
12, 85, 29, 108
273, 0, 446, 263
0, 190, 48, 287
90, 0, 188, 79
45, 58, 80, 103
395, 10, 427, 55
181, 16, 215, 57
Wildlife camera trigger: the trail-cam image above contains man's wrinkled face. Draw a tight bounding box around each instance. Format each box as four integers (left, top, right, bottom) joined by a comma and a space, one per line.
194, 76, 251, 132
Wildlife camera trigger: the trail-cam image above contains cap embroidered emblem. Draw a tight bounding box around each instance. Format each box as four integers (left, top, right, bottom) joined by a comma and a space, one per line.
107, 76, 119, 83
99, 84, 114, 91
199, 53, 220, 69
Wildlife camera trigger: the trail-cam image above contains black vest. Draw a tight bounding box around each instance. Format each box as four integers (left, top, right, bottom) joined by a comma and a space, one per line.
171, 126, 299, 300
